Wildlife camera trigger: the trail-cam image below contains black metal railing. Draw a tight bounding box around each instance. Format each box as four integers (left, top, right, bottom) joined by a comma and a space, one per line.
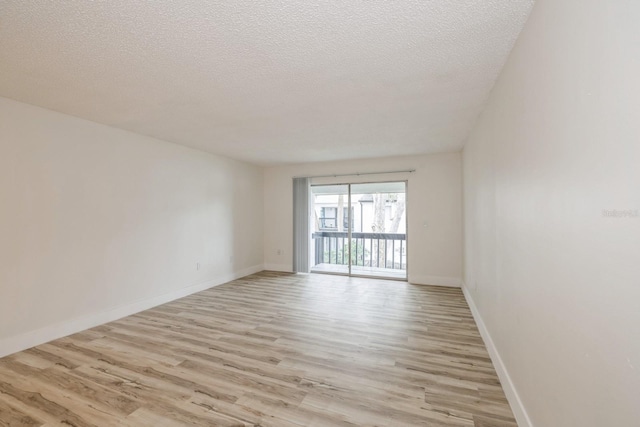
312, 231, 406, 270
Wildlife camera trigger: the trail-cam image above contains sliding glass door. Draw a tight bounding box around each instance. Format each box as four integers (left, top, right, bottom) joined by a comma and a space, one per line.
310, 181, 407, 280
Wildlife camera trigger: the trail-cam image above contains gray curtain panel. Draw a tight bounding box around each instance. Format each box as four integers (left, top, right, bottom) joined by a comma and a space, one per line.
292, 177, 310, 273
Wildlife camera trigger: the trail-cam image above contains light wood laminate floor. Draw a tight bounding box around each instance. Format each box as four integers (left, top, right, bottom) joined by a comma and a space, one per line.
0, 271, 517, 426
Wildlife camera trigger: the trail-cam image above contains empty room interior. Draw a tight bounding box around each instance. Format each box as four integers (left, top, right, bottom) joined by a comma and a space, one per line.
0, 1, 638, 426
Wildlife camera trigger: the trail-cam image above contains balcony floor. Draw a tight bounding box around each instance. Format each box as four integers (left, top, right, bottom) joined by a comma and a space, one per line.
311, 262, 407, 280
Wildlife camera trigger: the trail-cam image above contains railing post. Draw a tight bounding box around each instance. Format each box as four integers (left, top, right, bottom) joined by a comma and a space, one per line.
324, 237, 328, 263
384, 239, 387, 268
392, 239, 395, 269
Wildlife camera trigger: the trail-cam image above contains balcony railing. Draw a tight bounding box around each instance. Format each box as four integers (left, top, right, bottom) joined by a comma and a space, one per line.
312, 231, 406, 270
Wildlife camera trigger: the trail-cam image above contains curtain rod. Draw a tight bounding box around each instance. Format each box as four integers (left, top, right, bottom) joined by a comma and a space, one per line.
294, 169, 415, 179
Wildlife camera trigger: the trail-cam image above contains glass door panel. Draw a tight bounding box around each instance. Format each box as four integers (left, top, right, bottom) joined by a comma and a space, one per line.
310, 184, 350, 275
350, 182, 407, 280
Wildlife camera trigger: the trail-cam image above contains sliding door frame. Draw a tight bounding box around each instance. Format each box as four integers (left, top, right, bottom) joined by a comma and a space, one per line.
309, 179, 408, 281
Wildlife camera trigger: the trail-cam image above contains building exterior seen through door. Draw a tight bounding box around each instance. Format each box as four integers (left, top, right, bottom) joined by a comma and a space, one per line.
310, 181, 407, 280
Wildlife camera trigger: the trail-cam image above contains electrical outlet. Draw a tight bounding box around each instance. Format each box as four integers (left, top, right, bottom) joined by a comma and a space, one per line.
196, 262, 200, 271
276, 249, 282, 256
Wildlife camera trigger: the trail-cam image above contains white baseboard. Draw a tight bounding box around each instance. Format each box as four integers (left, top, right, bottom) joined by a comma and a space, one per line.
263, 263, 294, 273
0, 264, 264, 359
408, 275, 462, 287
461, 282, 533, 427
227, 264, 265, 280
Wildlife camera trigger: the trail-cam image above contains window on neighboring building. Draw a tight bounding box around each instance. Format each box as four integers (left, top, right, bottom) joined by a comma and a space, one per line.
319, 206, 354, 230
319, 207, 337, 229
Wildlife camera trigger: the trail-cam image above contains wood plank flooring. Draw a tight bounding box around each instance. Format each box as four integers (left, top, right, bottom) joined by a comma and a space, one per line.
0, 271, 517, 426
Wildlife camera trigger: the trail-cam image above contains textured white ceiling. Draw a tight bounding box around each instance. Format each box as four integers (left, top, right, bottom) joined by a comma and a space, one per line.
0, 1, 533, 165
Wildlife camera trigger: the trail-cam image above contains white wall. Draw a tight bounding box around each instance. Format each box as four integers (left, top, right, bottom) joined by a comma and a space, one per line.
0, 97, 264, 357
462, 0, 640, 426
264, 152, 462, 286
